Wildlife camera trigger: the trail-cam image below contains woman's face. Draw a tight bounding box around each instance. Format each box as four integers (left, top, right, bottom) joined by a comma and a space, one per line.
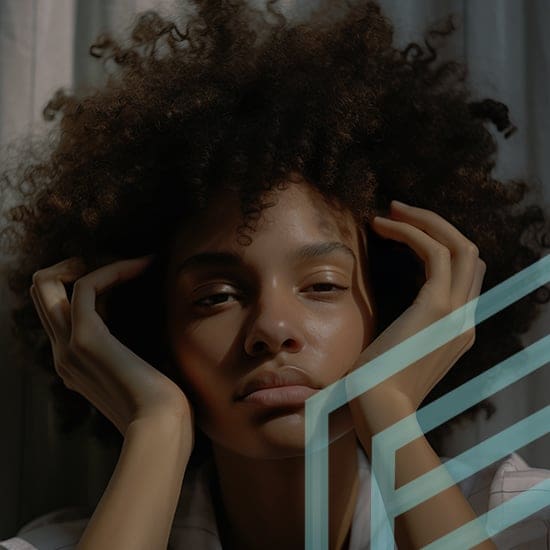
164, 179, 376, 458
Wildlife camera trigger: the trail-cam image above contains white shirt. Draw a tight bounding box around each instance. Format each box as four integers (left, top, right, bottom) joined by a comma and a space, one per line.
2, 446, 549, 549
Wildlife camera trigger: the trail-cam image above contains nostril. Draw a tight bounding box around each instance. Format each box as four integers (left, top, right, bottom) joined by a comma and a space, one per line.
282, 338, 300, 351
251, 341, 268, 355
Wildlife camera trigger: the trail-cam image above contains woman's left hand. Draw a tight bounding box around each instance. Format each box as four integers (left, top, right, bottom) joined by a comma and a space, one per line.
348, 200, 486, 435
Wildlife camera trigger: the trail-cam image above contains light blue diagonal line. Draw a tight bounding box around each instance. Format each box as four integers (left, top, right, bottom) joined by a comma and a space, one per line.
305, 379, 348, 451
416, 335, 550, 437
305, 369, 356, 548
304, 396, 330, 550
378, 335, 550, 455
392, 406, 550, 517
304, 254, 550, 420
341, 253, 550, 406
423, 478, 550, 550
367, 335, 550, 544
371, 430, 398, 550
305, 255, 550, 550
366, 259, 549, 548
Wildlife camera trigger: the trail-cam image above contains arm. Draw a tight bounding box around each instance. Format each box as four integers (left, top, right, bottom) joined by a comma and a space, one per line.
350, 392, 495, 549
29, 256, 195, 550
351, 200, 495, 548
77, 413, 193, 550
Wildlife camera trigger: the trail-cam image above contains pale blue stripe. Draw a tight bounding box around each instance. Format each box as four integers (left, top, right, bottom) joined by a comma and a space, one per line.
423, 478, 550, 550
305, 255, 550, 549
304, 398, 330, 550
392, 407, 550, 516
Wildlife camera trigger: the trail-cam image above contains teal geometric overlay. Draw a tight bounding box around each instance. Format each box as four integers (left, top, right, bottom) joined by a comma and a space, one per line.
304, 254, 550, 549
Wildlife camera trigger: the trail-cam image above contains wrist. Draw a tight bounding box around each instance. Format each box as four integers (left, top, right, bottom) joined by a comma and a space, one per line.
126, 410, 194, 456
349, 388, 417, 435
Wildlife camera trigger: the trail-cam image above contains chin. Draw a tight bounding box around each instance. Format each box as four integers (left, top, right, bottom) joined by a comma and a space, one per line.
207, 404, 355, 459
208, 410, 309, 459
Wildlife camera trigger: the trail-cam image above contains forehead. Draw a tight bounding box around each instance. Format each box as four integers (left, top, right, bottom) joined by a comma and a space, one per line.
171, 180, 357, 255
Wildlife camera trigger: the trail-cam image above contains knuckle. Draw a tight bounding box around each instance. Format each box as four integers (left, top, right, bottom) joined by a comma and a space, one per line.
462, 241, 479, 257
55, 348, 74, 370
438, 301, 452, 318
69, 330, 92, 354
433, 245, 451, 262
428, 295, 452, 318
461, 328, 476, 350
461, 325, 476, 340
32, 270, 46, 286
72, 278, 86, 293
54, 361, 69, 379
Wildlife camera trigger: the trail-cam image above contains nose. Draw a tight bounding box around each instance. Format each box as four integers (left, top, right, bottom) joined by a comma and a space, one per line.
243, 289, 305, 357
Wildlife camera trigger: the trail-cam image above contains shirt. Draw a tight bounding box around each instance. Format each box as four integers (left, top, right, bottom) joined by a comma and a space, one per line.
1, 446, 549, 549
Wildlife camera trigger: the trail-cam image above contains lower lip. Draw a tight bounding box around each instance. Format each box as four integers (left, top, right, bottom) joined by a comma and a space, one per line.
241, 385, 320, 407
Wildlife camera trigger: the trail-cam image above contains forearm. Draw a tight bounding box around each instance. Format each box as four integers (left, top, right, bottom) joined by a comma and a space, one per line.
349, 392, 496, 549
77, 414, 193, 550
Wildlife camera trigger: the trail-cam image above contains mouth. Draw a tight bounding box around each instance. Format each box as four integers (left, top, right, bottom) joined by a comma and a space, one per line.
241, 385, 320, 407
235, 365, 322, 406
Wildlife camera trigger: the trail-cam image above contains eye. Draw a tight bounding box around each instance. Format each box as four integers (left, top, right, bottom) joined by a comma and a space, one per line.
304, 283, 349, 293
194, 292, 238, 307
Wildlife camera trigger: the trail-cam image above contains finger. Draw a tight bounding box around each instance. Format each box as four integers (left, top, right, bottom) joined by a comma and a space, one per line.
30, 284, 55, 342
389, 201, 479, 306
468, 259, 486, 301
370, 216, 452, 307
32, 257, 88, 341
71, 256, 154, 336
466, 258, 487, 326
440, 258, 486, 358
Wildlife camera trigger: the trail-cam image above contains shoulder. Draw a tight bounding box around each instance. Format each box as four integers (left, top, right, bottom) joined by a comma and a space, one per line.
0, 459, 223, 550
0, 507, 90, 550
454, 452, 550, 549
170, 458, 222, 550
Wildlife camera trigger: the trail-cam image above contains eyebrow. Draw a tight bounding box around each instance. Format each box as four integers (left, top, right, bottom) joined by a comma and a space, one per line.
176, 241, 356, 274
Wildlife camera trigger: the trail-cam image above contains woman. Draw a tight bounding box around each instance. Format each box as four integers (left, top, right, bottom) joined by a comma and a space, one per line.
0, 0, 549, 548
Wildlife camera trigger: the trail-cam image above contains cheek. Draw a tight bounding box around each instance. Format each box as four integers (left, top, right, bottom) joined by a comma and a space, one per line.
169, 314, 239, 400
307, 302, 367, 378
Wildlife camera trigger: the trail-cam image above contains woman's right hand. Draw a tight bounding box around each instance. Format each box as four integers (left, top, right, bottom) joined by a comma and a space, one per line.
29, 255, 194, 440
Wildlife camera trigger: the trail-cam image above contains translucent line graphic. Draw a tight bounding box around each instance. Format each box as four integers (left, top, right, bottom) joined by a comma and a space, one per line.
423, 477, 550, 550
305, 254, 550, 550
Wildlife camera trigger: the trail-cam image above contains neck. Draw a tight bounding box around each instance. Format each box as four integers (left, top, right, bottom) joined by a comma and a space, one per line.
210, 424, 360, 550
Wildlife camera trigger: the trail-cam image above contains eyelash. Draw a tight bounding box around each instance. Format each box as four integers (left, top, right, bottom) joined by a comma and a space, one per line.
193, 284, 349, 308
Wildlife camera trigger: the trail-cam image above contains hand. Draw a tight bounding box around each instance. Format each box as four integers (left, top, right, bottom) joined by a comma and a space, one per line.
349, 200, 486, 434
30, 256, 194, 439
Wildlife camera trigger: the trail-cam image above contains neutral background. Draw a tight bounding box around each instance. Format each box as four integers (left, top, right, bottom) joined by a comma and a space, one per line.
0, 0, 548, 538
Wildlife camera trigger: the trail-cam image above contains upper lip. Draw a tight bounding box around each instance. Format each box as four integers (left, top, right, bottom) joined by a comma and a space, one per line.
235, 365, 321, 400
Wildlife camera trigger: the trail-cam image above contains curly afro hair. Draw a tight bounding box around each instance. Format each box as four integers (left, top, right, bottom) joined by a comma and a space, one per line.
1, 0, 548, 465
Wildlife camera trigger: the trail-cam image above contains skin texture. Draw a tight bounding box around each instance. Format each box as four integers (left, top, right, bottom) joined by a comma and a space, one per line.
1, 0, 548, 456
164, 179, 376, 459
3, 0, 546, 547
163, 179, 376, 550
29, 177, 494, 548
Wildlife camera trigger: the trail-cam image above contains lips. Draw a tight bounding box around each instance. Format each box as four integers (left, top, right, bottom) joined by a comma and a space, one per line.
235, 366, 322, 401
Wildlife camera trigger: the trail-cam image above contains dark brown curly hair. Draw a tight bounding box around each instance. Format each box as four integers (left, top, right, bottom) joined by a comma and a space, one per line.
1, 0, 548, 465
